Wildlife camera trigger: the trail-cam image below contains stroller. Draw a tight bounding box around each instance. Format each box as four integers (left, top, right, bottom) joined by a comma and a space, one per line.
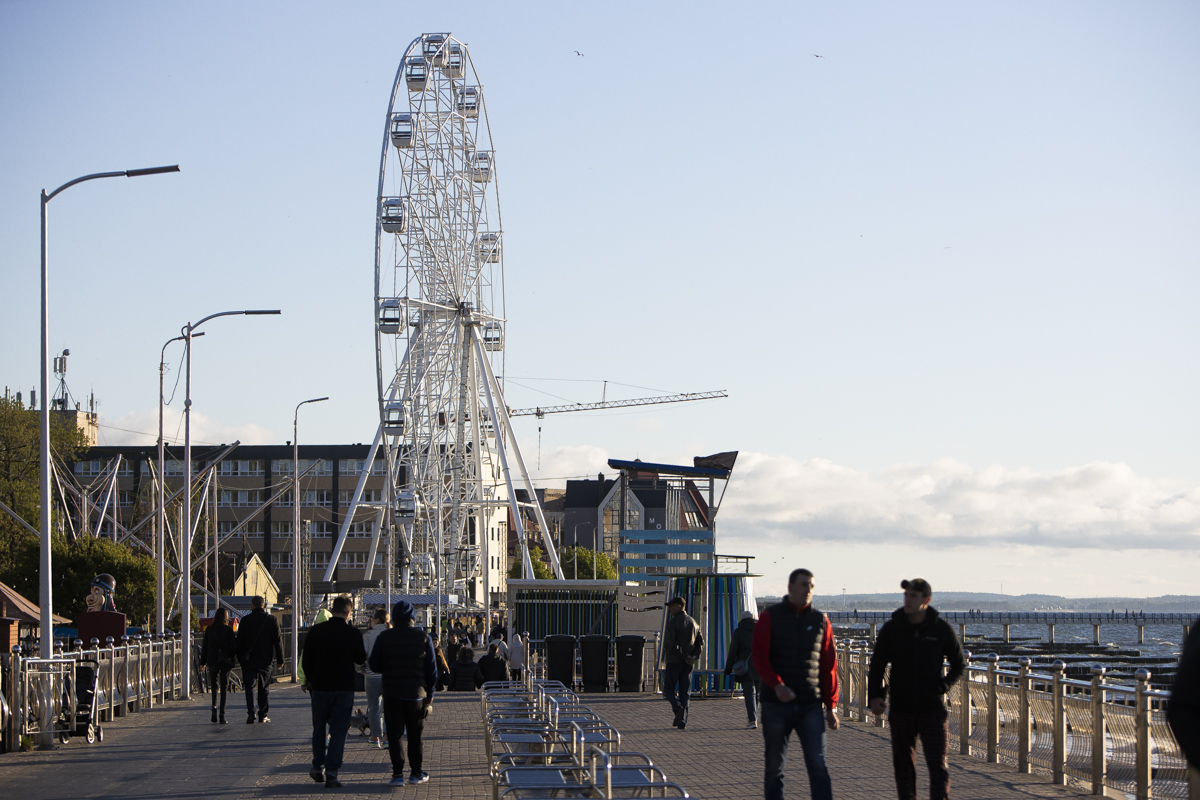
72, 659, 103, 744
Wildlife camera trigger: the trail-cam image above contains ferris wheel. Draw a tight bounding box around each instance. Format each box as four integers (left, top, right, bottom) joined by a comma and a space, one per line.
329, 33, 563, 605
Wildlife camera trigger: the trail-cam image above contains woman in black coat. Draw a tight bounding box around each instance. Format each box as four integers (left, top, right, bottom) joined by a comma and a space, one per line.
723, 610, 760, 728
449, 647, 484, 691
199, 608, 237, 723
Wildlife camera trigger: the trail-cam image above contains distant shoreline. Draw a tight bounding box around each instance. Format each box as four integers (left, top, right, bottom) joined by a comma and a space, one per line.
755, 592, 1200, 614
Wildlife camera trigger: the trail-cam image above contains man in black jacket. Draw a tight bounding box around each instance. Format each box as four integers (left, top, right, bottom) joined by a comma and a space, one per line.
368, 600, 437, 787
868, 579, 965, 800
301, 595, 367, 789
235, 595, 284, 724
478, 643, 511, 683
1167, 616, 1200, 777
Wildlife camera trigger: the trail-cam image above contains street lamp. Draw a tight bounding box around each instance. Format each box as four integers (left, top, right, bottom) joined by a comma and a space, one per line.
180, 309, 281, 698
157, 331, 203, 634
292, 395, 328, 682
38, 165, 179, 667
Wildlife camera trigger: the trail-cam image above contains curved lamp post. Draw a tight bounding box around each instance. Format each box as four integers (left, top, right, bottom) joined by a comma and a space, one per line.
39, 165, 179, 659
291, 396, 328, 682
180, 309, 281, 698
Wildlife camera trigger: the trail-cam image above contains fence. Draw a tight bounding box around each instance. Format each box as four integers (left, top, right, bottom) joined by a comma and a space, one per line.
3, 633, 186, 751
837, 640, 1199, 799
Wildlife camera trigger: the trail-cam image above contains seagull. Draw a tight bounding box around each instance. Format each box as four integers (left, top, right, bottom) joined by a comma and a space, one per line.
812, 54, 824, 58
575, 51, 585, 57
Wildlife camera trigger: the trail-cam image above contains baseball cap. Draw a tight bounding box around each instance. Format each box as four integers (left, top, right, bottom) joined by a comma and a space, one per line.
901, 578, 932, 597
666, 596, 686, 607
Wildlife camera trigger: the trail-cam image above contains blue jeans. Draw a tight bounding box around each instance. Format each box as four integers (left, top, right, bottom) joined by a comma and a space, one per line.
310, 690, 354, 776
365, 674, 385, 739
663, 662, 693, 725
742, 678, 760, 724
762, 700, 832, 800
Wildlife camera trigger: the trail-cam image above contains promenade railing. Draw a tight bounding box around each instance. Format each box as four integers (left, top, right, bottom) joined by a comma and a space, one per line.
3, 633, 186, 751
836, 639, 1199, 800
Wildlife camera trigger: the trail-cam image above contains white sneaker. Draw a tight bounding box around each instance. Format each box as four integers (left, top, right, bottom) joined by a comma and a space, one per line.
746, 720, 758, 729
388, 774, 406, 786
409, 772, 429, 785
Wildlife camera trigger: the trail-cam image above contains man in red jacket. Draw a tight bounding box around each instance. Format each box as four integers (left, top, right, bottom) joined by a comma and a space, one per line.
753, 568, 839, 800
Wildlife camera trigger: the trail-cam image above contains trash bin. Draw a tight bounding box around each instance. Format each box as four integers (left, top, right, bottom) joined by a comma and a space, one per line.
615, 635, 645, 692
580, 635, 611, 692
544, 634, 577, 688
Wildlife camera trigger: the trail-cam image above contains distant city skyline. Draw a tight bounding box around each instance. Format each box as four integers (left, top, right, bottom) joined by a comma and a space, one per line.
2, 2, 1197, 596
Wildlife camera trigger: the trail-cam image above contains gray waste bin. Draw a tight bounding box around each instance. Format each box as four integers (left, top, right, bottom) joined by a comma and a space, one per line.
580, 635, 611, 692
615, 635, 645, 692
544, 634, 576, 688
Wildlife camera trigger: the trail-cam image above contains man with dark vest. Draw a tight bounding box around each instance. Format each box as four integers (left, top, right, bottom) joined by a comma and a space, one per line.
662, 596, 704, 730
868, 578, 965, 800
752, 568, 839, 800
368, 599, 438, 787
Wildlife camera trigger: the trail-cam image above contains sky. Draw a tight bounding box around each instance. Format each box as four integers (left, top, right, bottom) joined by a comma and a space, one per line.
2, 2, 1198, 597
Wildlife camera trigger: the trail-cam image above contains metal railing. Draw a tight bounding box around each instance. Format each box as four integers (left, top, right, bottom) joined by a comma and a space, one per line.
836, 640, 1199, 799
4, 633, 185, 749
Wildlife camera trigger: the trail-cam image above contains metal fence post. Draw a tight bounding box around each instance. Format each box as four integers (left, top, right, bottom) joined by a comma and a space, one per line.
1052, 660, 1066, 785
120, 635, 131, 717
987, 654, 999, 763
106, 637, 116, 720
1135, 669, 1151, 800
1091, 666, 1106, 796
1018, 656, 1031, 773
9, 646, 22, 746
961, 651, 972, 755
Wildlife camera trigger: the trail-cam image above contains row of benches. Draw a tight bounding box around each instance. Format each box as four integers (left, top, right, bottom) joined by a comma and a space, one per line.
481, 676, 694, 798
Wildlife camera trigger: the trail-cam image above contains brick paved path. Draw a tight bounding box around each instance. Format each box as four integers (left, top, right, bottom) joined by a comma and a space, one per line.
0, 684, 1097, 799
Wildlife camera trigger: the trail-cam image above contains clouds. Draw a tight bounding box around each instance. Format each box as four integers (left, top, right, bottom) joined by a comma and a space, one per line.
720, 453, 1200, 551
98, 407, 277, 448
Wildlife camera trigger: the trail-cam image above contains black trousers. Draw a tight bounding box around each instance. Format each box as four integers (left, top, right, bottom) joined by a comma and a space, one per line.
242, 662, 272, 719
208, 667, 230, 713
383, 698, 426, 777
888, 708, 949, 800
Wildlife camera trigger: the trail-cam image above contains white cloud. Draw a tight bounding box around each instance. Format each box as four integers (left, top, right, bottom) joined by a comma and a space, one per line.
529, 445, 610, 489
719, 453, 1200, 551
97, 407, 278, 448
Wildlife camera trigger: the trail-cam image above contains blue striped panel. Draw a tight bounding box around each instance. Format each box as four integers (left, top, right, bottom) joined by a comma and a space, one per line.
620, 543, 715, 554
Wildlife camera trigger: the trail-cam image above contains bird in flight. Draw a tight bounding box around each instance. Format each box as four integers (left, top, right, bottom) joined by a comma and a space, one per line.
575, 51, 585, 57
812, 54, 824, 58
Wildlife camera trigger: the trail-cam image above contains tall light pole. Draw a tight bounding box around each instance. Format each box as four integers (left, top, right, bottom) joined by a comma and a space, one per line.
180, 309, 280, 698
292, 396, 328, 682
157, 332, 202, 634
39, 165, 179, 668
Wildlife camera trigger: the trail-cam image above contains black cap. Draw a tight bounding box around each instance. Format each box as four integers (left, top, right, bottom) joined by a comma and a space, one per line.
901, 578, 932, 597
666, 596, 686, 608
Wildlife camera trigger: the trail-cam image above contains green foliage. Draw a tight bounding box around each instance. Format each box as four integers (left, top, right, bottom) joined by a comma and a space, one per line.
0, 395, 89, 575
2, 532, 157, 623
168, 606, 201, 633
508, 546, 556, 579
560, 547, 617, 580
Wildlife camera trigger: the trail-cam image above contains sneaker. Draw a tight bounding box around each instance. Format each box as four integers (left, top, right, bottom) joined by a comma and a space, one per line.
379, 738, 389, 749
309, 768, 325, 783
388, 774, 407, 786
325, 774, 342, 789
247, 715, 256, 724
408, 772, 429, 785
672, 708, 684, 728
746, 721, 758, 729
259, 716, 271, 724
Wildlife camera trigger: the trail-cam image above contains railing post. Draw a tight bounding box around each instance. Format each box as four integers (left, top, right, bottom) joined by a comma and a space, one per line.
1091, 666, 1106, 795
1052, 660, 1066, 785
987, 654, 999, 763
1018, 656, 1031, 773
1135, 669, 1151, 800
960, 651, 972, 755
106, 637, 116, 720
9, 646, 22, 746
120, 635, 131, 717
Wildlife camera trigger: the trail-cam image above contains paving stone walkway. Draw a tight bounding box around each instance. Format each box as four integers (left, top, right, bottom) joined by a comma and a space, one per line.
0, 683, 1099, 799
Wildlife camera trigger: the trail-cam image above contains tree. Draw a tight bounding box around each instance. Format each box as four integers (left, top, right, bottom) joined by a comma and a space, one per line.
508, 546, 556, 579
0, 394, 89, 575
560, 547, 617, 580
3, 532, 157, 624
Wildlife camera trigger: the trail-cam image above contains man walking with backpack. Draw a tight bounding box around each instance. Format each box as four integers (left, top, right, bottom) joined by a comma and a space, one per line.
868, 578, 965, 800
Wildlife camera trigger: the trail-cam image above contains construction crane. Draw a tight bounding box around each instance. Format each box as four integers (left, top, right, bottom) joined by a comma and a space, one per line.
509, 390, 728, 419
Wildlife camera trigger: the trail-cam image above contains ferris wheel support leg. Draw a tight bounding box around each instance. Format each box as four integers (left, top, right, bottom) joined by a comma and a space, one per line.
474, 338, 565, 580
474, 337, 536, 580
361, 506, 387, 581
323, 424, 384, 583
469, 351, 490, 608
